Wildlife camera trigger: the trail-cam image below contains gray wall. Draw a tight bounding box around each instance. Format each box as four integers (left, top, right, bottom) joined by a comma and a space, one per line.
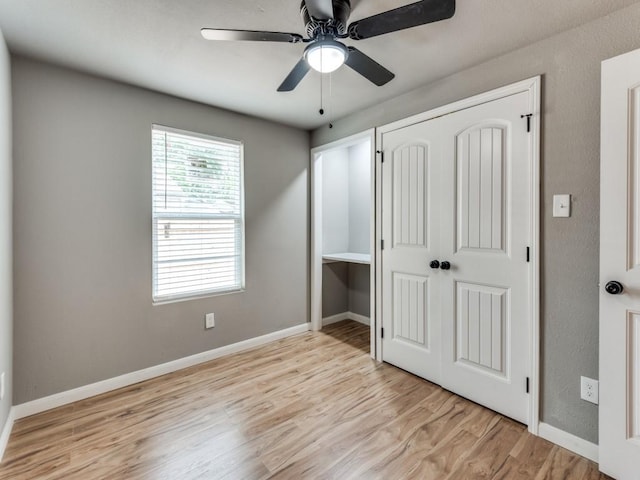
322, 263, 370, 319
0, 27, 12, 438
12, 57, 309, 404
348, 264, 370, 318
312, 4, 640, 444
322, 263, 348, 318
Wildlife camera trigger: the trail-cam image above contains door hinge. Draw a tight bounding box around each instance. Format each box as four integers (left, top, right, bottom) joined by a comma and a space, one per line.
381, 328, 384, 339
526, 377, 530, 394
521, 113, 533, 133
526, 246, 530, 262
377, 150, 384, 163
381, 239, 385, 250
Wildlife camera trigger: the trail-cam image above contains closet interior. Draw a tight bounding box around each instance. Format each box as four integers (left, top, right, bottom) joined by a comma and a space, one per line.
311, 131, 375, 355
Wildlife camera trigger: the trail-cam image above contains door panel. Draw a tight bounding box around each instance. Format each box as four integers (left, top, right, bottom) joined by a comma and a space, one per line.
630, 312, 640, 440
600, 48, 640, 479
393, 144, 429, 248
392, 272, 429, 346
630, 85, 640, 271
457, 125, 506, 253
439, 92, 530, 423
382, 122, 442, 382
456, 281, 507, 377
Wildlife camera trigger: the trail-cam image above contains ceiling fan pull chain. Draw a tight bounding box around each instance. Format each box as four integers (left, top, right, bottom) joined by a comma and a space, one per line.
319, 52, 325, 115
328, 72, 333, 128
319, 68, 325, 115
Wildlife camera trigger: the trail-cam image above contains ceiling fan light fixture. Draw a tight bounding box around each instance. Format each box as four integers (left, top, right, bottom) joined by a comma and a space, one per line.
304, 40, 348, 73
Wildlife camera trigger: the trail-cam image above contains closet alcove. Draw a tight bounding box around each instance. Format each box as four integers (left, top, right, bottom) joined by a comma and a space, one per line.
311, 130, 375, 356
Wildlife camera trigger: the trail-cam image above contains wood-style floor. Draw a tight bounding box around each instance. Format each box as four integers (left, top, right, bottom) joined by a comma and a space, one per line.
0, 320, 609, 479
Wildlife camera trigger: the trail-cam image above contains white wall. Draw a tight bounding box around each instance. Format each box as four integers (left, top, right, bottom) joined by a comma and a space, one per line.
0, 27, 12, 437
11, 57, 309, 404
347, 142, 371, 255
321, 148, 350, 254
321, 141, 371, 255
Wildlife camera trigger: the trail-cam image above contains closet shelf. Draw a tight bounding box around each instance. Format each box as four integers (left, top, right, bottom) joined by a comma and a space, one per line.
322, 252, 371, 265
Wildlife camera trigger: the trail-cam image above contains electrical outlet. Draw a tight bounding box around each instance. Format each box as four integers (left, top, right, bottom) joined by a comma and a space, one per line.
205, 313, 215, 329
0, 372, 5, 401
580, 376, 599, 405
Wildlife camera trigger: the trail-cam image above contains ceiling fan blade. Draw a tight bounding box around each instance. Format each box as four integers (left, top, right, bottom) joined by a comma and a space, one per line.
303, 0, 335, 20
277, 58, 311, 92
201, 28, 303, 43
344, 47, 394, 86
348, 0, 455, 40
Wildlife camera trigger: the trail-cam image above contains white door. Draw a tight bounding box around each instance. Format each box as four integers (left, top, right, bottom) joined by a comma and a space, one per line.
381, 91, 532, 423
438, 92, 531, 424
600, 48, 640, 480
380, 119, 443, 382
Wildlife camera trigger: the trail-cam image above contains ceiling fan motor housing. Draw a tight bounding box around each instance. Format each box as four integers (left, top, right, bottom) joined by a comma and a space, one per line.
301, 0, 351, 37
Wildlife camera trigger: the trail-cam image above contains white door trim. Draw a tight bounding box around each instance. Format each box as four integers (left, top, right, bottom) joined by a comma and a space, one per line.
310, 129, 377, 357
375, 76, 541, 433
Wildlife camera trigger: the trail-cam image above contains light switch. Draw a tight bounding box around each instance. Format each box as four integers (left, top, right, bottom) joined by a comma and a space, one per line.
553, 194, 571, 217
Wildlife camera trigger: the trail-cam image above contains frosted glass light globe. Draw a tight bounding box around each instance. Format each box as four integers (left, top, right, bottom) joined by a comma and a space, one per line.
305, 41, 348, 73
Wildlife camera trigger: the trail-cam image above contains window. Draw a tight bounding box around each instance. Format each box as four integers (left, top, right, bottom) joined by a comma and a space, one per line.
152, 125, 244, 303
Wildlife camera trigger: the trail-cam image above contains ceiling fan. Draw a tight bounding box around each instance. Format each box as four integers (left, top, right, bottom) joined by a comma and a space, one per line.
201, 0, 456, 92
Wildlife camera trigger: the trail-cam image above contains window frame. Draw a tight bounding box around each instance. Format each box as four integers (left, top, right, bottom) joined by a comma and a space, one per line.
151, 124, 246, 305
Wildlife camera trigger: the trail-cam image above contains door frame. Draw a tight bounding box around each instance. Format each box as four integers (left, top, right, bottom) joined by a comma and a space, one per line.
375, 76, 541, 433
310, 129, 377, 358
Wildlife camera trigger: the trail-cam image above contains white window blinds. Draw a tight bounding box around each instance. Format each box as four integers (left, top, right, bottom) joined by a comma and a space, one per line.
152, 125, 244, 303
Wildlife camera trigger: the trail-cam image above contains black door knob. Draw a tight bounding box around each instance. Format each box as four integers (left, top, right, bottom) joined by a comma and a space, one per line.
430, 260, 440, 269
440, 261, 451, 270
605, 281, 624, 295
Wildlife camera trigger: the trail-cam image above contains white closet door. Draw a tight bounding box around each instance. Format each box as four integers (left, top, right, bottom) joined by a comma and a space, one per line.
380, 120, 443, 383
380, 90, 532, 424
438, 91, 531, 423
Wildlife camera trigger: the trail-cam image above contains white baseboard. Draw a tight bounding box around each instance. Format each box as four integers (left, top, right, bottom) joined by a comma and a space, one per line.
322, 312, 350, 326
12, 323, 310, 421
538, 422, 599, 463
0, 407, 15, 462
323, 312, 370, 327
348, 312, 371, 326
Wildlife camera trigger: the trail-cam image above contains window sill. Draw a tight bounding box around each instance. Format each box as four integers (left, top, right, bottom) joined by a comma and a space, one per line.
152, 287, 245, 306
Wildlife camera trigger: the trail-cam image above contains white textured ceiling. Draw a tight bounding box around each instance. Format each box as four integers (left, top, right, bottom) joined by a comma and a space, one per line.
0, 0, 636, 129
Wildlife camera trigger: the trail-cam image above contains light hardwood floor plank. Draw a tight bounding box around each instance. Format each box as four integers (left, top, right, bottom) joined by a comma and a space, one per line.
0, 321, 608, 479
